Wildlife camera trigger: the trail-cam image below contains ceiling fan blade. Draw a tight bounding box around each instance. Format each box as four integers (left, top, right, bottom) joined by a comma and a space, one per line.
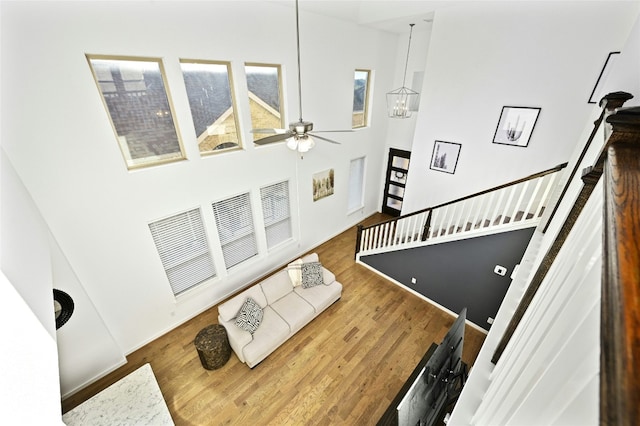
311, 129, 354, 133
251, 128, 287, 134
254, 132, 293, 145
310, 133, 341, 145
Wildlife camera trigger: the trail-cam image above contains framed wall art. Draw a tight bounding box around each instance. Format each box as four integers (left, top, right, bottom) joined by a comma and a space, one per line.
430, 141, 461, 174
313, 169, 334, 201
492, 106, 540, 147
588, 51, 620, 104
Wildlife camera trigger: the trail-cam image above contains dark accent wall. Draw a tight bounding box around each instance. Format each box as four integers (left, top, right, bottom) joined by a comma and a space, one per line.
360, 227, 535, 330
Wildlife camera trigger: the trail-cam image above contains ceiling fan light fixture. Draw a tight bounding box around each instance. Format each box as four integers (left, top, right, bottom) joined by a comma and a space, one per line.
286, 137, 298, 151
387, 23, 420, 119
297, 135, 315, 152
287, 134, 315, 153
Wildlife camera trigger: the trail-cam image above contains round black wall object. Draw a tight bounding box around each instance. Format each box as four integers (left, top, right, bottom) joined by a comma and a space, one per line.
53, 289, 74, 329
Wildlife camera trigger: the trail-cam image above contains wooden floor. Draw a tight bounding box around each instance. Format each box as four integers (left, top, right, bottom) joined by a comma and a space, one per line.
62, 213, 486, 425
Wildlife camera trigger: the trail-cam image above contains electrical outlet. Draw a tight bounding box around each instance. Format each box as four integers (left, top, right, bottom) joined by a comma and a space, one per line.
494, 265, 507, 276
487, 317, 494, 325
411, 277, 417, 284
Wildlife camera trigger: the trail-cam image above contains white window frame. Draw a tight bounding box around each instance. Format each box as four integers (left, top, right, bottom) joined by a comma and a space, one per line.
245, 63, 285, 144
353, 69, 371, 129
180, 59, 243, 155
87, 54, 186, 170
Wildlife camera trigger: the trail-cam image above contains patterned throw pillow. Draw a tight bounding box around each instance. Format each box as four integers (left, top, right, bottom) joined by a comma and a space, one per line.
235, 297, 263, 334
301, 262, 324, 288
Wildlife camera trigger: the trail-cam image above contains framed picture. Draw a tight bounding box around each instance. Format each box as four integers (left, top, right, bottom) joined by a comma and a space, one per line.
313, 169, 334, 201
492, 106, 541, 147
430, 141, 461, 174
588, 51, 620, 104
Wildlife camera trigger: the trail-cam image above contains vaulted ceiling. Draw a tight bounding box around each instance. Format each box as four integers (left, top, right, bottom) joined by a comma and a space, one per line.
286, 0, 444, 33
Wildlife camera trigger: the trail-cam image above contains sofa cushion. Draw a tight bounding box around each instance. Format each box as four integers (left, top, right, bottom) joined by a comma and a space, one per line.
242, 306, 290, 367
261, 270, 294, 305
295, 280, 343, 313
218, 285, 268, 322
322, 267, 336, 285
220, 319, 252, 363
301, 262, 324, 288
271, 292, 315, 333
234, 297, 263, 334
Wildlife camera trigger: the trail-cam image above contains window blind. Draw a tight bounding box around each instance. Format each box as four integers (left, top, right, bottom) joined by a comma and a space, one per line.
260, 181, 292, 249
148, 208, 216, 296
348, 157, 366, 212
212, 192, 258, 269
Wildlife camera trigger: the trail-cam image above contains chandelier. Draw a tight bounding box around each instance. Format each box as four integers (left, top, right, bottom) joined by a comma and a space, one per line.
386, 24, 420, 119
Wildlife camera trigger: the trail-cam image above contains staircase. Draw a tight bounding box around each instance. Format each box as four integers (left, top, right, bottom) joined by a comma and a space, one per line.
355, 163, 567, 259
360, 91, 640, 425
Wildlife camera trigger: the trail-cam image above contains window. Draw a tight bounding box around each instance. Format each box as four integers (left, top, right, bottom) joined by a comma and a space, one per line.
245, 63, 285, 144
87, 55, 185, 169
352, 70, 371, 128
260, 181, 292, 249
348, 157, 366, 213
149, 209, 216, 296
212, 193, 258, 269
180, 60, 241, 154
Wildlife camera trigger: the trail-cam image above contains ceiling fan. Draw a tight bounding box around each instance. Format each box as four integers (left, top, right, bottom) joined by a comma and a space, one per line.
252, 0, 352, 153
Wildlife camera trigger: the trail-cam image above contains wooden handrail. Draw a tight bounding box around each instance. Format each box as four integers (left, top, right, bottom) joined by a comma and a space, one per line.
542, 91, 633, 233
359, 162, 568, 234
600, 106, 640, 426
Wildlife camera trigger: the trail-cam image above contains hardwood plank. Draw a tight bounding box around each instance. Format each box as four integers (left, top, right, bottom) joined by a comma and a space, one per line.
61, 213, 486, 424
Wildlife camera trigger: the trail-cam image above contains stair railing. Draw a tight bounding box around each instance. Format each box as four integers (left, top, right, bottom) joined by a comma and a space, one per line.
542, 91, 633, 233
355, 163, 567, 258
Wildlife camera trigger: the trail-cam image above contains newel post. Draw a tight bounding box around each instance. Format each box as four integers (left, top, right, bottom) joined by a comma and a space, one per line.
600, 106, 640, 426
354, 225, 363, 259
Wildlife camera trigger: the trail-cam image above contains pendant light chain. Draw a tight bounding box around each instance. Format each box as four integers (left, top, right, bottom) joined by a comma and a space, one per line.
401, 24, 415, 88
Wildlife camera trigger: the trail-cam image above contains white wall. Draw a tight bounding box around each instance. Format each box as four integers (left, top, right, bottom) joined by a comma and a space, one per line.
51, 234, 126, 398
0, 152, 63, 423
379, 23, 433, 210
402, 1, 640, 213
1, 151, 56, 337
0, 1, 397, 395
0, 271, 65, 425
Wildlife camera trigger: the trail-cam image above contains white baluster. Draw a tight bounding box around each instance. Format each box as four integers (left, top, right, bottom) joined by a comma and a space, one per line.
511, 181, 530, 223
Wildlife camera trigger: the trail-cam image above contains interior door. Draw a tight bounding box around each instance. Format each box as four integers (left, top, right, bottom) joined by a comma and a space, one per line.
382, 148, 411, 216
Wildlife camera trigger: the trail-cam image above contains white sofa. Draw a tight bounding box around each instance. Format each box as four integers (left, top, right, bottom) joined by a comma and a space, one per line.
218, 253, 342, 368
